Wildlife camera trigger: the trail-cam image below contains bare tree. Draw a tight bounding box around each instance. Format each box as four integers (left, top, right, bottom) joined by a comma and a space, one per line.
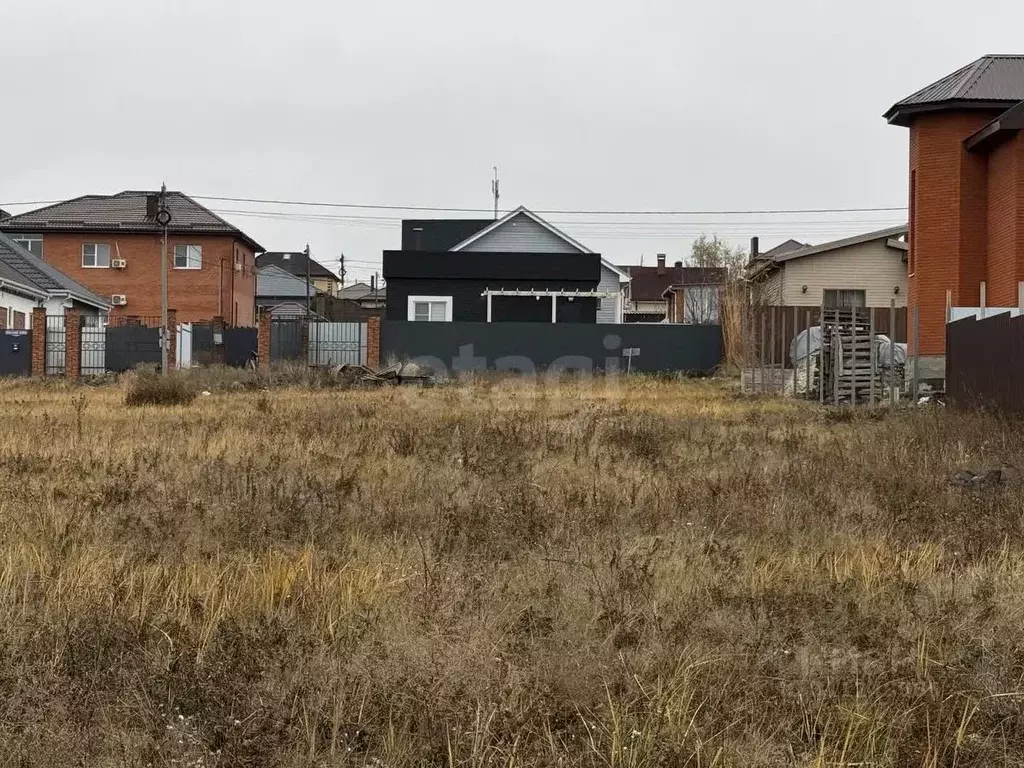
676, 235, 747, 325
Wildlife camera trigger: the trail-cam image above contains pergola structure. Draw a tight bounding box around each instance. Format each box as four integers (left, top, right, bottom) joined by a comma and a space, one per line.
480, 288, 617, 323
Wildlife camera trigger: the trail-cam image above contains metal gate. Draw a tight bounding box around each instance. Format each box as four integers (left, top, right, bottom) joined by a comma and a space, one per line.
80, 323, 106, 376
271, 319, 303, 361
0, 330, 31, 376
177, 323, 193, 369
309, 322, 367, 366
106, 323, 161, 372
225, 327, 258, 367
45, 316, 66, 375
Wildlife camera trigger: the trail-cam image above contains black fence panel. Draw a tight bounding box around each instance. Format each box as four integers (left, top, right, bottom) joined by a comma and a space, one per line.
106, 325, 161, 372
271, 320, 303, 361
381, 321, 723, 375
0, 330, 31, 376
224, 328, 258, 367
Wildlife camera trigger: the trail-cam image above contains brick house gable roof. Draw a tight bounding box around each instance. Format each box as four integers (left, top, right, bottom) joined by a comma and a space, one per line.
886, 55, 1024, 126
0, 231, 109, 308
0, 191, 264, 252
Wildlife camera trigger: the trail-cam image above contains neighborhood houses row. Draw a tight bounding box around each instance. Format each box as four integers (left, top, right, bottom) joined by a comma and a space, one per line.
2, 52, 1023, 360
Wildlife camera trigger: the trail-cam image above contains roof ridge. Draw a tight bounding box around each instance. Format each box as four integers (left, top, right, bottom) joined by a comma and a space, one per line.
0, 194, 98, 224
959, 56, 997, 98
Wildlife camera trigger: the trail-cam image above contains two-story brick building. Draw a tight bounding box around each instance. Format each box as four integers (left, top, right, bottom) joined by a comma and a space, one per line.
0, 191, 264, 324
886, 54, 1024, 373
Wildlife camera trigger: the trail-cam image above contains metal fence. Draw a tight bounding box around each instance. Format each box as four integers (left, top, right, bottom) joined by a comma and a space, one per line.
309, 322, 367, 366
45, 316, 66, 376
81, 324, 106, 376
270, 319, 304, 361
947, 312, 1024, 414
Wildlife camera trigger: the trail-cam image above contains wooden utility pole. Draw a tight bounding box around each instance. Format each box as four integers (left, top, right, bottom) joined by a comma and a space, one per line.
304, 243, 312, 317
157, 183, 171, 376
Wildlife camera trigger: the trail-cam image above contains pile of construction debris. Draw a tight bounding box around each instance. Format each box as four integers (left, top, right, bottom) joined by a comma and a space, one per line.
330, 362, 436, 387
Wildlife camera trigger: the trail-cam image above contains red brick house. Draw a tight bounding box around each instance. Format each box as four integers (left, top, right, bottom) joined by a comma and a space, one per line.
886, 55, 1024, 366
0, 191, 264, 324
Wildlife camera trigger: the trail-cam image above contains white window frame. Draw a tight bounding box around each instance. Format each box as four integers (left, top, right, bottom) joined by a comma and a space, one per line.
11, 235, 42, 258
407, 295, 453, 322
82, 243, 111, 268
174, 244, 203, 270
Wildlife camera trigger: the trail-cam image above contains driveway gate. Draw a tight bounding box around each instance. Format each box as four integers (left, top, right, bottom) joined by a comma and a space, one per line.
271, 319, 304, 361
106, 322, 161, 372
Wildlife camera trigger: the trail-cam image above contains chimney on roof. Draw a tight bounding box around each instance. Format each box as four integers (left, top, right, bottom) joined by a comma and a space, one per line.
750, 236, 759, 261
656, 253, 666, 275
145, 194, 160, 219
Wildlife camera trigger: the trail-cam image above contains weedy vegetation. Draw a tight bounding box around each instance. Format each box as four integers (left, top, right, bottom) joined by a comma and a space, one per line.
1, 375, 1023, 766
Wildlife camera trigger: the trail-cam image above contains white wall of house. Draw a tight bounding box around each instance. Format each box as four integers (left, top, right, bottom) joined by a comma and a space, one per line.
772, 241, 907, 307
461, 213, 580, 253
0, 289, 38, 329
597, 264, 624, 323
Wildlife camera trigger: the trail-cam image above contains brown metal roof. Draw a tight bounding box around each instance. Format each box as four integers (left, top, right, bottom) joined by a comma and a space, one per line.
885, 55, 1024, 126
0, 191, 264, 252
619, 265, 677, 301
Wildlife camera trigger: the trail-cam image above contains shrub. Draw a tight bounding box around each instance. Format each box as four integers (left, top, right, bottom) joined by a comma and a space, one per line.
123, 368, 198, 407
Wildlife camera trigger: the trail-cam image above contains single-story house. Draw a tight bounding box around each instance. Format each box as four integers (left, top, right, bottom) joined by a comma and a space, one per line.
0, 231, 109, 328
385, 206, 630, 323
257, 250, 341, 297
618, 254, 677, 322
663, 267, 729, 324
746, 225, 909, 308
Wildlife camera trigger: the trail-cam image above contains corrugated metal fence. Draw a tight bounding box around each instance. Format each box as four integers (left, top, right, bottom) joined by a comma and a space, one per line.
947, 312, 1024, 414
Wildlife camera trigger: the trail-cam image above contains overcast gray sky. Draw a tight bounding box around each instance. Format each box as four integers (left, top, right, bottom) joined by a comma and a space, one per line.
1, 0, 1021, 284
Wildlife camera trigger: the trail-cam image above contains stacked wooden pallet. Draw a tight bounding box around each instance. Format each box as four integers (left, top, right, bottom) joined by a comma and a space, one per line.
820, 309, 885, 405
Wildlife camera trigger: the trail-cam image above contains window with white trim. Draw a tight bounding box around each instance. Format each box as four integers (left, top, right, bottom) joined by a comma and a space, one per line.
82, 243, 111, 268
174, 245, 203, 269
11, 235, 42, 258
408, 295, 452, 322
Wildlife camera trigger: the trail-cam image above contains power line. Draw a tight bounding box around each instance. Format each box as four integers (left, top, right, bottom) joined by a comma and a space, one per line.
195, 194, 907, 216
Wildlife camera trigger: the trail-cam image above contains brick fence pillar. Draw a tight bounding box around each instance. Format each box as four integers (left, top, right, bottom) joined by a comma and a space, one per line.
366, 315, 380, 369
31, 307, 46, 377
64, 308, 82, 379
166, 309, 178, 371
211, 315, 226, 365
257, 309, 271, 373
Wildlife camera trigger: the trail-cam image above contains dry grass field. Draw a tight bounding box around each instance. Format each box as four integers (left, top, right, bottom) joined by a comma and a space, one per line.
2, 374, 1024, 766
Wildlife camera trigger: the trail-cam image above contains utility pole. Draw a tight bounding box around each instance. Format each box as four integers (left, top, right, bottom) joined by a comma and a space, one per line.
491, 167, 500, 220
304, 243, 312, 317
338, 253, 346, 321
156, 183, 172, 376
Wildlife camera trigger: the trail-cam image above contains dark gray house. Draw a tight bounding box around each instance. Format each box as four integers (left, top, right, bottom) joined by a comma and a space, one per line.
384, 206, 628, 324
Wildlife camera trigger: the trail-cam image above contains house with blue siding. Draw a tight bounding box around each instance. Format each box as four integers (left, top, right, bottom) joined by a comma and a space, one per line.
386, 206, 629, 324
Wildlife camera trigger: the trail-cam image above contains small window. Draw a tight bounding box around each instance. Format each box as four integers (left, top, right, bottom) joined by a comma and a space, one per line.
0, 307, 7, 329
174, 245, 202, 269
82, 243, 111, 268
11, 235, 42, 258
408, 295, 452, 322
823, 289, 866, 309
12, 310, 26, 329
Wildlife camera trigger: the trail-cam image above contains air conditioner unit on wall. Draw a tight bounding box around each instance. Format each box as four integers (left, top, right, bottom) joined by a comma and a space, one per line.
111, 258, 127, 269
111, 294, 128, 306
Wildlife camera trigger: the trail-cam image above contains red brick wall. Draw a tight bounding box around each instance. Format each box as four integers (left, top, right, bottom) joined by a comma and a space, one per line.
33, 233, 256, 324
908, 111, 1000, 355
986, 137, 1021, 306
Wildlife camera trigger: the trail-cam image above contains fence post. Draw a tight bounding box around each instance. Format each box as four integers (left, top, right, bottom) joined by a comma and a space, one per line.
804, 309, 811, 399
300, 317, 310, 366
367, 316, 381, 370
166, 310, 177, 371
889, 299, 896, 408
912, 306, 920, 402
257, 309, 271, 374
779, 310, 787, 396
818, 303, 825, 405
64, 308, 82, 380
869, 307, 876, 405
31, 307, 46, 377
759, 311, 766, 394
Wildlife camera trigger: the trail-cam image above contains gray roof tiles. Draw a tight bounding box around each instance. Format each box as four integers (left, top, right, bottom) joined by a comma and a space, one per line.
0, 191, 264, 251
0, 232, 109, 308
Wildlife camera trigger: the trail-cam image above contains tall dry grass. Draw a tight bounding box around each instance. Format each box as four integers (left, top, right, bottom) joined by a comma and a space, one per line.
0, 376, 1023, 766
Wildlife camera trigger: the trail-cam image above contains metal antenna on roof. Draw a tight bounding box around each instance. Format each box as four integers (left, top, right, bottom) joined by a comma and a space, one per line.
492, 167, 500, 220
